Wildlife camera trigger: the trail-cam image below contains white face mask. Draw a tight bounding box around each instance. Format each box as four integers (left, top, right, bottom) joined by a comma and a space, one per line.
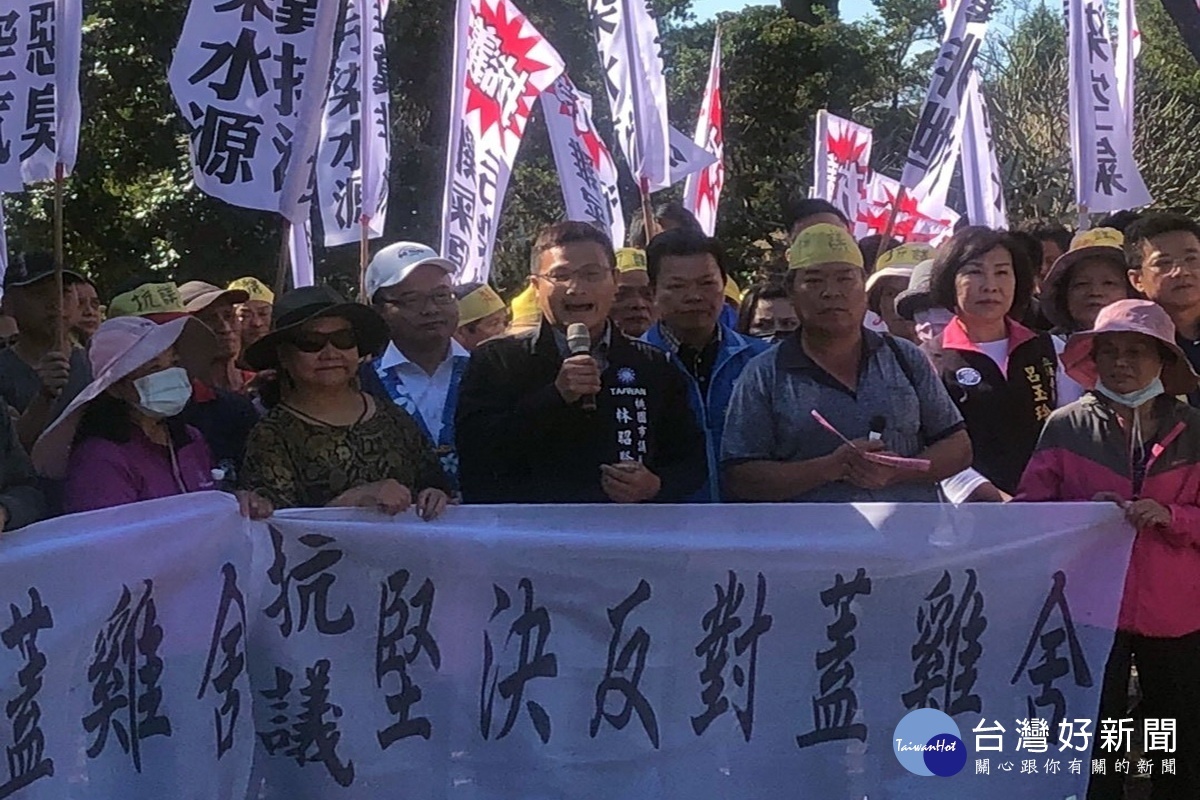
133, 367, 193, 419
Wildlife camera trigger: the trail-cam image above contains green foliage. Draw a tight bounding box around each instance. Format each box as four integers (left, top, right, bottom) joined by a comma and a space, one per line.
3, 0, 1198, 302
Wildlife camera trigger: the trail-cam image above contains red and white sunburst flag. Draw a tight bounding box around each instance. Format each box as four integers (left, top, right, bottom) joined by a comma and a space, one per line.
812, 111, 873, 227
541, 75, 625, 249
440, 0, 565, 282
683, 30, 724, 236
857, 173, 958, 245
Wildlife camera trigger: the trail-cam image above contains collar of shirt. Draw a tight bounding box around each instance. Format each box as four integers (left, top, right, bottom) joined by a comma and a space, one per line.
777, 327, 885, 374
378, 339, 470, 373
657, 322, 723, 356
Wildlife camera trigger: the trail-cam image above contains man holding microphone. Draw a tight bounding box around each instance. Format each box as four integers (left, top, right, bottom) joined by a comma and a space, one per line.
456, 221, 706, 504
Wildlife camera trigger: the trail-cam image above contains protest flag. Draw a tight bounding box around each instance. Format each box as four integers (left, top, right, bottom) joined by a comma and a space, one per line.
812, 111, 873, 232
440, 0, 565, 282
541, 75, 626, 249
683, 30, 724, 236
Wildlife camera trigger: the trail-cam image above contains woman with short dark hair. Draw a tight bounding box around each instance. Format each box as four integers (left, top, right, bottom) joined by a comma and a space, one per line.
922, 226, 1059, 494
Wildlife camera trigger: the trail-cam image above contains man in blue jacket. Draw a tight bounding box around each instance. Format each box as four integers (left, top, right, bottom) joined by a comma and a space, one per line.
642, 229, 768, 502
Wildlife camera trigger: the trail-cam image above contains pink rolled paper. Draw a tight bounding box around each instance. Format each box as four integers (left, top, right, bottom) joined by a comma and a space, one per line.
810, 410, 932, 472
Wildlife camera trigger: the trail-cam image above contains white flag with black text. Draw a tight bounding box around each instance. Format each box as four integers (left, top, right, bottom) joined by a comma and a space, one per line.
0, 0, 83, 191
1068, 0, 1151, 212
316, 0, 391, 247
440, 0, 565, 283
901, 0, 995, 192
541, 75, 625, 249
168, 0, 341, 221
586, 0, 672, 191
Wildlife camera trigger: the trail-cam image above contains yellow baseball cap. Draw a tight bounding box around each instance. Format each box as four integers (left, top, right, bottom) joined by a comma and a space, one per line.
458, 284, 506, 326
724, 275, 742, 304
787, 223, 864, 271
108, 281, 188, 319
616, 248, 648, 273
875, 243, 934, 272
228, 276, 275, 304
509, 283, 540, 332
1041, 227, 1128, 330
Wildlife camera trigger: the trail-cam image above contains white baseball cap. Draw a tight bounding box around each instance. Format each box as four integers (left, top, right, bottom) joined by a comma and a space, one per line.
365, 242, 455, 300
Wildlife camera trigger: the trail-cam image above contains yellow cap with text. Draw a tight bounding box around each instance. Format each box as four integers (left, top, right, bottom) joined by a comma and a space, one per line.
616, 248, 648, 273
788, 223, 864, 271
458, 284, 506, 326
108, 282, 186, 318
228, 276, 275, 304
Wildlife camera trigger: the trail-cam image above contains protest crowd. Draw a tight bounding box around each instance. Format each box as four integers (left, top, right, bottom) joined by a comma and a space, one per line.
3, 203, 1200, 796
2, 0, 1200, 794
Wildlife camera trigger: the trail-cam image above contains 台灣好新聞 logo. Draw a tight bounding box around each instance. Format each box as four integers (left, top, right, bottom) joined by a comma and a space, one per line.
893, 708, 968, 777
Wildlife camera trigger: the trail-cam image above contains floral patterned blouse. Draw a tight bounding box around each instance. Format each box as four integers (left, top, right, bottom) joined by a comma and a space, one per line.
240, 396, 449, 509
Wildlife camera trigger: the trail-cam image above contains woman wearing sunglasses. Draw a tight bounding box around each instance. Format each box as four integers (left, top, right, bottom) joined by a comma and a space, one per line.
240, 286, 450, 519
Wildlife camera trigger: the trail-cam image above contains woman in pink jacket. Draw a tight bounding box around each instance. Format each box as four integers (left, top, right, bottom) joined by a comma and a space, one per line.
1017, 299, 1200, 800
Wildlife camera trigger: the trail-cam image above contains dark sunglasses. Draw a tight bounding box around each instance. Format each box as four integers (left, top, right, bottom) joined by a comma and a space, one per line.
0, 335, 18, 350
289, 329, 358, 353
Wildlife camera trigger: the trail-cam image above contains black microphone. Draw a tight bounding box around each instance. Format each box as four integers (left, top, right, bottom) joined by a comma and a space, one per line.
566, 323, 598, 412
869, 415, 887, 442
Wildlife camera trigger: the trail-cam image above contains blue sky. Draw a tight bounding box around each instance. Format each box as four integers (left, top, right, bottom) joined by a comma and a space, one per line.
692, 0, 876, 23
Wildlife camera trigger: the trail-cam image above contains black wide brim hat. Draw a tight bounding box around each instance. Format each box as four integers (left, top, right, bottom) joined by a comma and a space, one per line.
243, 285, 390, 371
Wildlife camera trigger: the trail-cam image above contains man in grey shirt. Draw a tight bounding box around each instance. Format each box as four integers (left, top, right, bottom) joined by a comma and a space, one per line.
721, 224, 972, 502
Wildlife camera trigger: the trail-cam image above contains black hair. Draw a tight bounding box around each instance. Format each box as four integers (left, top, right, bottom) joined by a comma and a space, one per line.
929, 226, 1036, 316
529, 221, 616, 274
644, 229, 729, 286
627, 202, 703, 248
1017, 221, 1072, 254
858, 235, 902, 273
453, 282, 486, 300
74, 392, 192, 449
782, 197, 849, 234
1007, 230, 1044, 274
1095, 210, 1143, 235
735, 282, 790, 335
1124, 213, 1200, 271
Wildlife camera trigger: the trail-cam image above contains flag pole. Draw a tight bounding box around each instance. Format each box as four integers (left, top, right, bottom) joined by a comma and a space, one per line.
359, 215, 370, 301
53, 162, 66, 351
639, 177, 654, 246
1076, 203, 1090, 233
274, 216, 292, 297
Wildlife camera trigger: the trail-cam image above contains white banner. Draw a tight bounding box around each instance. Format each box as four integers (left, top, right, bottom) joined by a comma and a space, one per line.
683, 31, 723, 236
0, 0, 83, 191
857, 172, 959, 245
1068, 0, 1152, 212
250, 502, 1130, 799
290, 217, 314, 288
315, 0, 390, 247
813, 111, 873, 230
440, 0, 564, 283
168, 0, 341, 222
960, 72, 1008, 229
901, 0, 994, 191
541, 75, 625, 249
587, 0, 672, 191
0, 498, 1141, 798
0, 494, 257, 799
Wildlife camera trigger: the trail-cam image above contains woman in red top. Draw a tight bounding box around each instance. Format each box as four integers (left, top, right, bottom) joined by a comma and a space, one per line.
1017, 299, 1200, 800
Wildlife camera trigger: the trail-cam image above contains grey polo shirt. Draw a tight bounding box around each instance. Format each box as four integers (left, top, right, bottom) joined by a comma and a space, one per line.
720, 329, 964, 502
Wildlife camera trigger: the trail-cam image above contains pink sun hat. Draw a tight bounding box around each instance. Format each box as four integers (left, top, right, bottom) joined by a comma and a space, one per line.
1061, 299, 1199, 397
32, 315, 217, 479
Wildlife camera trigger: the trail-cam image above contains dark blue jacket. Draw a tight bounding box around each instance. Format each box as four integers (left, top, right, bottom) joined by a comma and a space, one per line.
643, 323, 769, 502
